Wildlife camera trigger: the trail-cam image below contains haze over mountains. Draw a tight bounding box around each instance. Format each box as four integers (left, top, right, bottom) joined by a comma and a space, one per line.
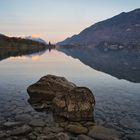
58, 9, 140, 49
24, 36, 47, 45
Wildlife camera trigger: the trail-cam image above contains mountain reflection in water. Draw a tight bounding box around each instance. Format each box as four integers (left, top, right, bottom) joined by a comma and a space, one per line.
60, 47, 140, 83
0, 45, 48, 61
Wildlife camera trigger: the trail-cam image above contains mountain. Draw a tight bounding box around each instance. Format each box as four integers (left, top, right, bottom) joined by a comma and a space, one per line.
0, 33, 7, 38
58, 9, 140, 48
24, 36, 47, 45
0, 34, 48, 61
0, 34, 48, 47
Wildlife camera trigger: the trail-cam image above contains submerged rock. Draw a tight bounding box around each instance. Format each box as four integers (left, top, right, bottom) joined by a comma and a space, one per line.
36, 132, 70, 140
15, 114, 32, 123
27, 75, 95, 121
43, 126, 64, 134
88, 126, 120, 140
29, 119, 46, 127
78, 134, 94, 140
0, 131, 6, 139
125, 134, 140, 140
3, 121, 23, 128
56, 132, 70, 140
10, 125, 32, 136
119, 116, 140, 130
66, 124, 88, 134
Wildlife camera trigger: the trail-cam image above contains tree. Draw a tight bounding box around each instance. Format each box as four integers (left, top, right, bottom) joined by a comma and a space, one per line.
49, 41, 51, 46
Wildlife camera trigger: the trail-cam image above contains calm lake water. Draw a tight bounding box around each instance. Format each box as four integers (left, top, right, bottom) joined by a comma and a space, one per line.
0, 49, 140, 135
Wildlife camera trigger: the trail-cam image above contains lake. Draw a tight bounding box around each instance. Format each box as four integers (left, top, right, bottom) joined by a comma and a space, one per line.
0, 49, 140, 137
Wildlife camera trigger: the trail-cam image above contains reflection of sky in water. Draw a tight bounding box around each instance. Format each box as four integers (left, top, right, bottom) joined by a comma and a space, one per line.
0, 49, 140, 91
0, 49, 140, 103
0, 50, 120, 87
0, 50, 140, 132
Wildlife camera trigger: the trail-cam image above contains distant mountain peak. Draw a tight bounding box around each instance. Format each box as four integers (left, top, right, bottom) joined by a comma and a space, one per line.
23, 35, 47, 45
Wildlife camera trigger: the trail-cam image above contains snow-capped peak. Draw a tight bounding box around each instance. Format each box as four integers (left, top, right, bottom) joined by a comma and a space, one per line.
22, 35, 47, 45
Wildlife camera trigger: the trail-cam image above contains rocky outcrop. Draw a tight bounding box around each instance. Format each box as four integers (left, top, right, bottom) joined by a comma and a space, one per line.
53, 87, 95, 121
27, 75, 95, 121
27, 75, 76, 102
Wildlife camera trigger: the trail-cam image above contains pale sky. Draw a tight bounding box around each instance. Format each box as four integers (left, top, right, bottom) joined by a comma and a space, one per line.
0, 0, 140, 43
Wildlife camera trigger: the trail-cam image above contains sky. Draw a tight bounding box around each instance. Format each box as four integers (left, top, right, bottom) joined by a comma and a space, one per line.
0, 0, 140, 43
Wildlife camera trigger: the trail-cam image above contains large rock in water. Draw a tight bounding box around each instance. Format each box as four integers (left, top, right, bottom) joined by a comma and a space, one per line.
53, 87, 95, 121
27, 75, 76, 102
27, 75, 95, 121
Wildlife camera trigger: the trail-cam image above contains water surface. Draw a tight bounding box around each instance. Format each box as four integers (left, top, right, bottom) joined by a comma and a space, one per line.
0, 49, 140, 135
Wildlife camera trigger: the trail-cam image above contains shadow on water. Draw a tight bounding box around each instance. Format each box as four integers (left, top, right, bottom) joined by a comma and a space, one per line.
59, 47, 140, 83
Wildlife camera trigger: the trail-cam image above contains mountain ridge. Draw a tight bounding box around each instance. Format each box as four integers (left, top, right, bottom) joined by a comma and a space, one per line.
0, 33, 49, 61
58, 8, 140, 48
